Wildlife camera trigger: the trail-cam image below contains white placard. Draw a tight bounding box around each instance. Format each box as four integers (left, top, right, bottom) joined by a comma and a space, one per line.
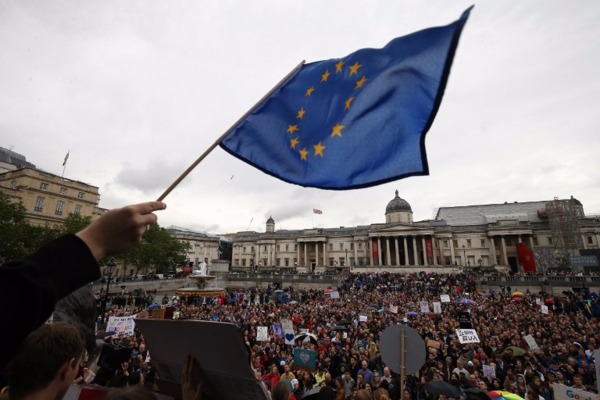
329, 291, 340, 299
420, 301, 430, 313
553, 383, 596, 400
106, 316, 135, 337
535, 298, 541, 305
389, 304, 398, 314
433, 302, 442, 314
541, 305, 549, 314
524, 334, 539, 350
440, 294, 451, 303
455, 329, 480, 344
359, 314, 368, 322
256, 326, 268, 342
483, 364, 496, 378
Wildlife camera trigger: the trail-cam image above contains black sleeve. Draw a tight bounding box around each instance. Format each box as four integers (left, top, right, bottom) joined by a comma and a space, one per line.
0, 234, 100, 370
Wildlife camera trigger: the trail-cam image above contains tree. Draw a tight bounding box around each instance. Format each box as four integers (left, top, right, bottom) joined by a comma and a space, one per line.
120, 224, 190, 276
0, 191, 30, 263
61, 213, 92, 234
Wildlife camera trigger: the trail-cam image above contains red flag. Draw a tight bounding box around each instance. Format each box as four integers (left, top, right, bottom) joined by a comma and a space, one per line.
517, 243, 536, 273
62, 150, 70, 166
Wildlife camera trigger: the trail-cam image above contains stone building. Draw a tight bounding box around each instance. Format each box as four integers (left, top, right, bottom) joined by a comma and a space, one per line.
0, 167, 103, 226
229, 191, 600, 273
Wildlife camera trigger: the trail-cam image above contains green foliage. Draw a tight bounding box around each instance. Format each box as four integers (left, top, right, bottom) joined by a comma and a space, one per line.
61, 213, 92, 234
119, 223, 190, 275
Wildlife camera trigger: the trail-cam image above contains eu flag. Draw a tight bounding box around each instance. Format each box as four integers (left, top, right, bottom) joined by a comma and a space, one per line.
220, 7, 472, 189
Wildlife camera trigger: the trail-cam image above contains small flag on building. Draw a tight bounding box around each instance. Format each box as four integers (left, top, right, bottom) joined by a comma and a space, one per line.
313, 209, 323, 215
62, 150, 70, 166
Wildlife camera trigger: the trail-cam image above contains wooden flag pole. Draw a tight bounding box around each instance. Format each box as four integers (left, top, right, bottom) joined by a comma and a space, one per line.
156, 60, 305, 202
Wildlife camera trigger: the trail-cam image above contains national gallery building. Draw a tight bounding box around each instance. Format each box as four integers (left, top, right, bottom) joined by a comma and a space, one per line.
222, 191, 600, 274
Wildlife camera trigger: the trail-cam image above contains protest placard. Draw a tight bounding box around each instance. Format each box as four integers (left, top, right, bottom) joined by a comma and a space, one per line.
483, 364, 496, 378
106, 316, 135, 337
293, 348, 317, 371
389, 304, 398, 314
440, 294, 451, 303
433, 302, 442, 314
420, 301, 430, 313
541, 305, 549, 314
553, 383, 596, 400
524, 334, 539, 350
455, 329, 480, 344
272, 323, 282, 339
256, 326, 268, 342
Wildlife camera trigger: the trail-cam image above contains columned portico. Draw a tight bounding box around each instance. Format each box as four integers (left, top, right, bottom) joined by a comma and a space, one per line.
403, 237, 409, 266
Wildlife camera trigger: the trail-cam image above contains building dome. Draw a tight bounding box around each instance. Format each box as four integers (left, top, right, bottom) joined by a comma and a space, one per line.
266, 216, 275, 224
386, 190, 412, 214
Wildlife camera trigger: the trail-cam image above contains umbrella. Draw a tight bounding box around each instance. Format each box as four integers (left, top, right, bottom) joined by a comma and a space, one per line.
425, 380, 461, 398
487, 391, 525, 400
274, 289, 284, 293
147, 303, 161, 309
512, 291, 524, 297
294, 332, 318, 345
302, 386, 322, 399
337, 319, 351, 325
545, 298, 554, 304
459, 298, 477, 305
512, 297, 523, 302
289, 300, 298, 304
407, 311, 419, 316
332, 325, 348, 331
465, 388, 490, 400
325, 287, 334, 292
505, 346, 527, 356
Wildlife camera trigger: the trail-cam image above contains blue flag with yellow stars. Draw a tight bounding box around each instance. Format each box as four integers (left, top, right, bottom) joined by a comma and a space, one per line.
220, 7, 472, 190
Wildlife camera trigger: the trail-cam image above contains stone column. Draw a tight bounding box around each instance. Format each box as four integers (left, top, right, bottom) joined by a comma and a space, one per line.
421, 237, 427, 266
413, 236, 419, 266
518, 235, 522, 243
431, 237, 438, 265
529, 236, 535, 250
304, 243, 308, 267
450, 239, 455, 265
324, 241, 328, 266
297, 243, 301, 267
377, 237, 382, 266
273, 243, 277, 267
354, 242, 358, 267
394, 237, 400, 266
315, 242, 320, 267
386, 237, 391, 267
403, 236, 409, 266
501, 236, 508, 265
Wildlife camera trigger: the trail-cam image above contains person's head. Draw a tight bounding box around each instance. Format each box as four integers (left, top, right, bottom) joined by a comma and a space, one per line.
383, 366, 391, 377
271, 380, 292, 400
361, 360, 369, 369
335, 377, 344, 389
8, 322, 85, 400
317, 385, 336, 400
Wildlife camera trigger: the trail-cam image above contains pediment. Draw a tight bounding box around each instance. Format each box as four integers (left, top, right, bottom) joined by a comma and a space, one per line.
371, 223, 430, 233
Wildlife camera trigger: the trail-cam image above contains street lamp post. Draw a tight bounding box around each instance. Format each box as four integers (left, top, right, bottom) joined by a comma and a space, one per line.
101, 258, 117, 325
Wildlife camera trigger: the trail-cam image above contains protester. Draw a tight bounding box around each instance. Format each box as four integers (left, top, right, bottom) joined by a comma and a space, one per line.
0, 201, 166, 370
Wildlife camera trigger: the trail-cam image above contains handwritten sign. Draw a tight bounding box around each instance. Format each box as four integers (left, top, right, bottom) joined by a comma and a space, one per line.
293, 348, 316, 370
455, 329, 480, 344
483, 364, 496, 378
541, 305, 549, 314
256, 326, 268, 342
420, 301, 430, 313
524, 334, 539, 350
440, 294, 451, 303
106, 316, 135, 337
433, 302, 442, 314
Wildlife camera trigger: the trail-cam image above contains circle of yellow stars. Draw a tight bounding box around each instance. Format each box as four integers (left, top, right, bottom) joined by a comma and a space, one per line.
288, 59, 368, 161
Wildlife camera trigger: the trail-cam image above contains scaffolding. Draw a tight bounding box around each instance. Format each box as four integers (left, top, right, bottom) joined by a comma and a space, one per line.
546, 197, 583, 254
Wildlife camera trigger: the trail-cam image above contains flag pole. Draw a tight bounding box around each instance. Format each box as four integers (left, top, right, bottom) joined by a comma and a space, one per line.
156, 60, 306, 202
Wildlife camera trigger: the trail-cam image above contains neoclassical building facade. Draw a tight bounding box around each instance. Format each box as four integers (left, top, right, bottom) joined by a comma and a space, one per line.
228, 191, 600, 273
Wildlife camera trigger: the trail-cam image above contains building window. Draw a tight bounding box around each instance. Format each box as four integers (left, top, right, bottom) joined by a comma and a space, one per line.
480, 239, 486, 247
358, 243, 362, 250
74, 204, 82, 214
444, 240, 449, 248
77, 192, 85, 199
242, 259, 246, 267
467, 239, 472, 248
285, 258, 289, 266
60, 187, 68, 195
533, 237, 539, 246
286, 244, 289, 251
329, 258, 334, 266
358, 257, 364, 266
444, 256, 452, 265
350, 243, 354, 250
55, 201, 65, 216
243, 246, 246, 252
587, 236, 594, 245
34, 196, 45, 212
264, 245, 267, 251
339, 243, 343, 250
506, 238, 512, 246
329, 243, 333, 251
548, 237, 553, 245
276, 258, 280, 266
39, 182, 48, 191
453, 240, 458, 248
293, 258, 297, 265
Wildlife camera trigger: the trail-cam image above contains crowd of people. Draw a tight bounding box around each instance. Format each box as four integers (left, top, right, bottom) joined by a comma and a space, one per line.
93, 271, 600, 400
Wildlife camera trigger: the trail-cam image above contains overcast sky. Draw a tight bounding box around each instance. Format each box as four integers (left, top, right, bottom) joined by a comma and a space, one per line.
1, 0, 599, 234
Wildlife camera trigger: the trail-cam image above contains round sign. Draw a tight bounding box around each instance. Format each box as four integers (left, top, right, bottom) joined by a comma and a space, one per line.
380, 324, 426, 375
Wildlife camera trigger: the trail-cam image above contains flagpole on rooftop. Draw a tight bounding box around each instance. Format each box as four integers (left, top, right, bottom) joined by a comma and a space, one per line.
156, 60, 305, 202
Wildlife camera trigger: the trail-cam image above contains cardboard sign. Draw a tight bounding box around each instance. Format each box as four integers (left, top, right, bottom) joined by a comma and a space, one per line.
256, 326, 268, 342
106, 316, 135, 337
293, 348, 317, 371
524, 334, 539, 350
359, 314, 368, 322
433, 302, 442, 314
420, 301, 430, 313
455, 329, 480, 344
440, 294, 451, 303
329, 290, 340, 299
483, 364, 496, 378
458, 312, 473, 329
389, 304, 398, 314
541, 305, 549, 314
272, 323, 282, 339
553, 383, 596, 400
535, 298, 541, 305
